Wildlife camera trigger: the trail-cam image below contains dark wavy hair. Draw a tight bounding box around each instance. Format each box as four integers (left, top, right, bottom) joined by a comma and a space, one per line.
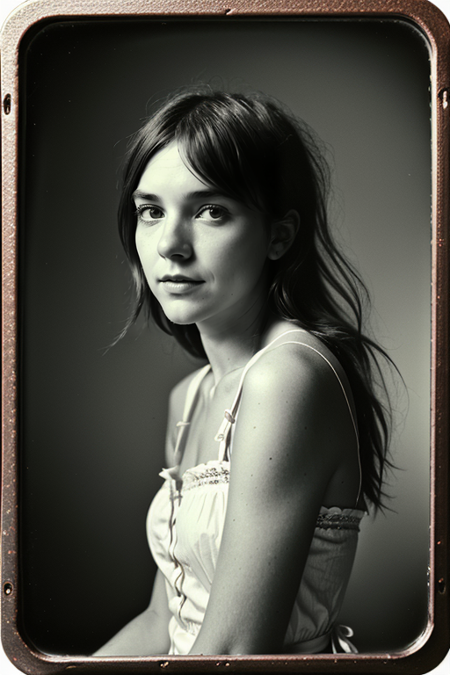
118, 87, 397, 511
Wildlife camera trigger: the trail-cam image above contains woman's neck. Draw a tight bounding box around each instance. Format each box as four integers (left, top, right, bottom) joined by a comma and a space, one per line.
198, 299, 272, 386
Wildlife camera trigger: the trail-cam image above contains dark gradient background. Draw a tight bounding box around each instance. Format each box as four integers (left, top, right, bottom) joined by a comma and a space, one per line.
19, 18, 431, 655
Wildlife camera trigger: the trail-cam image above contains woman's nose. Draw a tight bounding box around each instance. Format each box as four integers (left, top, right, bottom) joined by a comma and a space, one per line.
157, 216, 193, 259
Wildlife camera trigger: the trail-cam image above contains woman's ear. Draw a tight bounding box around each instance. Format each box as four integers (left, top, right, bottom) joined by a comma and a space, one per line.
267, 209, 300, 260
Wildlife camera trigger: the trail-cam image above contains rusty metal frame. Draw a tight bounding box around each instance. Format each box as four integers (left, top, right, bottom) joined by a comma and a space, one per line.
1, 0, 449, 673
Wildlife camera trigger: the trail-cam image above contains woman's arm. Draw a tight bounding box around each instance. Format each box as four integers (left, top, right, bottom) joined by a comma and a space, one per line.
190, 344, 358, 655
93, 569, 171, 656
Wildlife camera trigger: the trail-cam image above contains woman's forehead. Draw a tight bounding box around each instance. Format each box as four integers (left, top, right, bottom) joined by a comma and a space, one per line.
137, 142, 204, 189
135, 141, 227, 202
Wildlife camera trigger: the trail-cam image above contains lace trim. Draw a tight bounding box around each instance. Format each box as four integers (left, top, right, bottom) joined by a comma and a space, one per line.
182, 466, 230, 491
316, 513, 361, 531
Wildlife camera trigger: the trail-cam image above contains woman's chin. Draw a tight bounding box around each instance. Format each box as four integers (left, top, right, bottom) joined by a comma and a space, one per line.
161, 308, 201, 327
157, 297, 215, 328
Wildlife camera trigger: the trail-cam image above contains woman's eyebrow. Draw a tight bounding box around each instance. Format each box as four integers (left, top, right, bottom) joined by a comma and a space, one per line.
188, 189, 229, 200
132, 189, 158, 201
132, 188, 229, 201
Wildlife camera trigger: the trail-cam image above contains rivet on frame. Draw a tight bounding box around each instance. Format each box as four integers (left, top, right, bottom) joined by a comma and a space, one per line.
439, 89, 448, 110
3, 94, 11, 115
4, 582, 13, 596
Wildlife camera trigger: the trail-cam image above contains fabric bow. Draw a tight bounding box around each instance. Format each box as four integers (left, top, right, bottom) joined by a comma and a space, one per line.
331, 624, 358, 654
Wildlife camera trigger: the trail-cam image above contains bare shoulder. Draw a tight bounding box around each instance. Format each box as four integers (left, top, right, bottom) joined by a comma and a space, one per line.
227, 332, 353, 517
244, 329, 342, 403
236, 328, 357, 473
165, 367, 208, 466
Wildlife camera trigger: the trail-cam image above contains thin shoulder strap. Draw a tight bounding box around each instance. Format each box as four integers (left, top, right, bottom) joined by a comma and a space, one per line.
172, 364, 211, 467
214, 330, 309, 454
214, 329, 362, 505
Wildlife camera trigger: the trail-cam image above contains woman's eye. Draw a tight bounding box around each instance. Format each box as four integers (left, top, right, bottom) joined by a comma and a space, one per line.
135, 205, 164, 222
196, 205, 228, 222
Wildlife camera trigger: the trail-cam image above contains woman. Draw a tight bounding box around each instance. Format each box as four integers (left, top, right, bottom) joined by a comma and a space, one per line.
95, 89, 394, 657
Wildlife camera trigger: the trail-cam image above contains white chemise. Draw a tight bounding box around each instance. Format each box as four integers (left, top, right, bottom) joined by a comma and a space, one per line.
146, 330, 365, 655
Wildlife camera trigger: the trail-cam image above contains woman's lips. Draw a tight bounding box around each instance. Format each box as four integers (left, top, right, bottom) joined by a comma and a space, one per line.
159, 276, 204, 293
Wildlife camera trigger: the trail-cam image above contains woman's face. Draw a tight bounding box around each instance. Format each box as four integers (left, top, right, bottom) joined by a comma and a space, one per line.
133, 142, 272, 335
